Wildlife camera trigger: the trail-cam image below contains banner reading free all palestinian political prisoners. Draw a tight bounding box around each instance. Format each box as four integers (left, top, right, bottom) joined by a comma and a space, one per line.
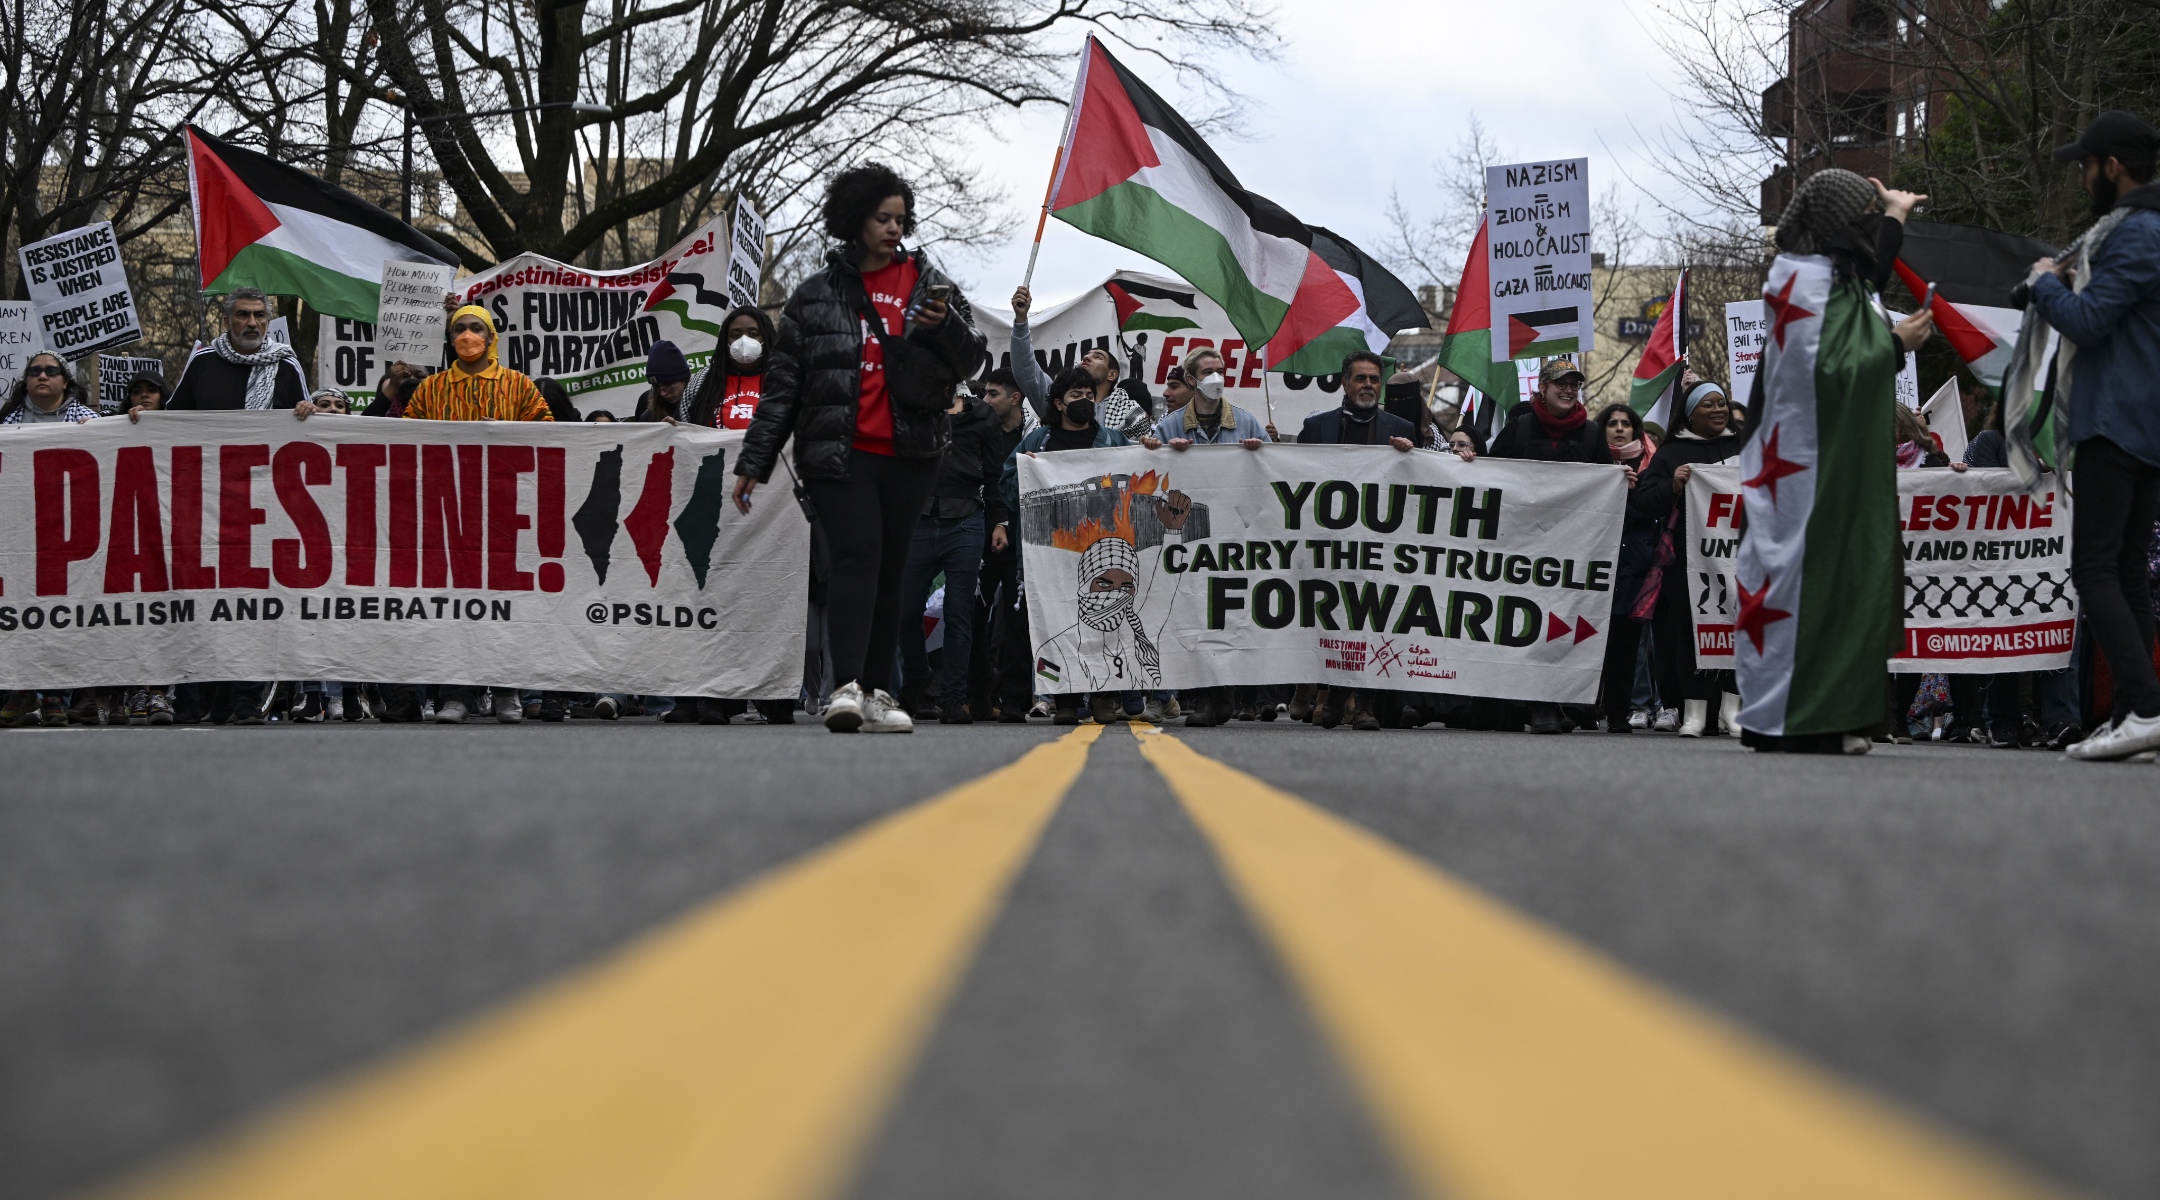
1685, 464, 2073, 672
1016, 447, 1627, 702
0, 413, 806, 695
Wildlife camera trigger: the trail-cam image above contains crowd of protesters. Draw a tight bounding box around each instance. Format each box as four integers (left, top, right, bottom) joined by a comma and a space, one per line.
5, 119, 2159, 762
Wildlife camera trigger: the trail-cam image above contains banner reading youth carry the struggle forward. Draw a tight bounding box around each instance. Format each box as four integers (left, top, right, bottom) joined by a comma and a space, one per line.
0, 414, 807, 694
1016, 447, 1627, 702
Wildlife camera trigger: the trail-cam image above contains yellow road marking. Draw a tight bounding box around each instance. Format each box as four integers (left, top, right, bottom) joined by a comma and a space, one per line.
99, 725, 1104, 1200
1130, 724, 2065, 1200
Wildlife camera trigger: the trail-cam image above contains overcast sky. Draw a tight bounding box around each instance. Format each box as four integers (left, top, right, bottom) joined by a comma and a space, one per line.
946, 0, 1690, 309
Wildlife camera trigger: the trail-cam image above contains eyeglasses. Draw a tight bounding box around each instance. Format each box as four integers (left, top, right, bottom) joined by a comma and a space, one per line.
23, 365, 64, 378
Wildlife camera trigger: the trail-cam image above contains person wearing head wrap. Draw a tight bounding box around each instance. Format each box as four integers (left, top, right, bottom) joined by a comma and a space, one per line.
402, 304, 552, 423
1626, 376, 1744, 737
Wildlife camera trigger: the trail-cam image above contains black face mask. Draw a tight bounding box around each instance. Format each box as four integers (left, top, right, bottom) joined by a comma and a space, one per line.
2092, 172, 2120, 217
1063, 398, 1096, 426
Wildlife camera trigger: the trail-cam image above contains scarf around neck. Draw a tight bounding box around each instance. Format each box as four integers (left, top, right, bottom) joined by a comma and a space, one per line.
1895, 439, 1925, 468
1531, 396, 1587, 437
211, 334, 295, 410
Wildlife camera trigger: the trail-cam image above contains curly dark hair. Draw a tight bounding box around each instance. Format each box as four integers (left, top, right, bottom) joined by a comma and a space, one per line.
822, 163, 916, 243
1049, 366, 1097, 408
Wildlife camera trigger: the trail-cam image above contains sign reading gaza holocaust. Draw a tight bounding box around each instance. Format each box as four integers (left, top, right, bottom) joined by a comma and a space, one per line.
0, 414, 809, 695
1016, 447, 1627, 703
1685, 464, 2074, 672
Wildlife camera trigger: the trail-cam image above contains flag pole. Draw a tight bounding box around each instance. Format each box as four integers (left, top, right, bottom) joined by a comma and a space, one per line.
1022, 144, 1064, 290
1261, 344, 1277, 433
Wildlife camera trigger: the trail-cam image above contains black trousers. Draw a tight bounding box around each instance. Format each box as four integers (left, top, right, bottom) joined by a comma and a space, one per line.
2071, 437, 2160, 719
970, 548, 1032, 713
1601, 605, 1646, 721
1649, 568, 1726, 703
804, 453, 941, 697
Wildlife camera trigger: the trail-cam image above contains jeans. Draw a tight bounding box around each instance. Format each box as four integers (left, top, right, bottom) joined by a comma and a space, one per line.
804, 453, 942, 697
900, 511, 985, 707
2070, 437, 2160, 718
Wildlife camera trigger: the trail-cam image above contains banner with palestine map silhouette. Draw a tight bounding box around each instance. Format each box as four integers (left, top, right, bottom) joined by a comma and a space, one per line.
0, 414, 806, 695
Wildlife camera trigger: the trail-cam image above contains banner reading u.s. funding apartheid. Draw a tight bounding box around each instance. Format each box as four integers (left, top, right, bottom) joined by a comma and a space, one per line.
1015, 446, 1627, 702
1685, 464, 2073, 672
0, 413, 807, 694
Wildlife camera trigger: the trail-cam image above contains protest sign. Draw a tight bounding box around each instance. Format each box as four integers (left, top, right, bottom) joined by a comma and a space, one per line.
1725, 300, 1765, 403
316, 213, 733, 414
975, 270, 1346, 428
1484, 158, 1594, 362
1685, 465, 2072, 671
377, 260, 457, 366
0, 414, 808, 695
18, 223, 141, 360
726, 194, 766, 310
97, 355, 166, 415
0, 302, 44, 399
1016, 447, 1627, 702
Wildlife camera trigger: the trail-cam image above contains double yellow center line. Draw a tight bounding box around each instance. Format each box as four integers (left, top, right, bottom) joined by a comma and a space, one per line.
97, 721, 2064, 1200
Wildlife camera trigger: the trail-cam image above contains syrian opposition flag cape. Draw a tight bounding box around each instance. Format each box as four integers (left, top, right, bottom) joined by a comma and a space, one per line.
1268, 226, 1428, 376
186, 126, 458, 322
1102, 277, 1201, 333
1048, 38, 1361, 369
1438, 214, 1524, 414
1733, 255, 1905, 738
1630, 269, 1689, 422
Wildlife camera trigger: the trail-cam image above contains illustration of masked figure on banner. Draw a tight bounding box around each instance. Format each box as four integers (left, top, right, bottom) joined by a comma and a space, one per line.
1024, 470, 1208, 692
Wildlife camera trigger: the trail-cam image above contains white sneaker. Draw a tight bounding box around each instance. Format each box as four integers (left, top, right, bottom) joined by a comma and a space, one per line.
1653, 707, 1678, 732
1142, 697, 1167, 724
1028, 697, 1053, 719
421, 700, 437, 721
475, 690, 494, 717
1842, 735, 1871, 755
1718, 692, 1741, 735
1678, 699, 1708, 738
435, 699, 469, 724
594, 695, 620, 721
325, 697, 345, 722
494, 688, 524, 723
2067, 710, 2160, 761
863, 688, 914, 734
1628, 708, 1651, 730
825, 681, 867, 732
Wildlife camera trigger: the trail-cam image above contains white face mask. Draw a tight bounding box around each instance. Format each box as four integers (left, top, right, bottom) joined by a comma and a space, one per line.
728, 334, 762, 364
1196, 373, 1225, 401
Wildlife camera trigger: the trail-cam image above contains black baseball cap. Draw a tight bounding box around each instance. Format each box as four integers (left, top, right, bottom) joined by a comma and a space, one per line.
2053, 110, 2160, 165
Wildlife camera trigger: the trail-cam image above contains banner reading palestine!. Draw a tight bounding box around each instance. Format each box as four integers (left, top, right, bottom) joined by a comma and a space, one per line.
0, 415, 807, 695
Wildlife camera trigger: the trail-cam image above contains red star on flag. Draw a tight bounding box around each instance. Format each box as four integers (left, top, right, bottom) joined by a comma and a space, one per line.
1764, 273, 1816, 349
1735, 575, 1792, 655
1742, 424, 1808, 504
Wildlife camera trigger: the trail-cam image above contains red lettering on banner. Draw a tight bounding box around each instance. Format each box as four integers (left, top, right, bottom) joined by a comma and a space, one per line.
217, 445, 272, 589
1705, 493, 1737, 529
1221, 339, 1245, 385
104, 446, 169, 593
487, 445, 536, 591
171, 446, 216, 589
1906, 495, 1932, 530
1696, 624, 1734, 654
421, 444, 484, 589
388, 443, 419, 587
1155, 337, 1185, 384
1239, 342, 1266, 389
536, 447, 566, 592
34, 448, 99, 595
1964, 495, 1988, 530
338, 443, 386, 585
1932, 500, 1959, 532
272, 443, 335, 589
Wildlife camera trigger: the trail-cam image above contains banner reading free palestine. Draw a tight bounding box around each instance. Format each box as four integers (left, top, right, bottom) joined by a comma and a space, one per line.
0, 414, 807, 695
1016, 446, 1627, 702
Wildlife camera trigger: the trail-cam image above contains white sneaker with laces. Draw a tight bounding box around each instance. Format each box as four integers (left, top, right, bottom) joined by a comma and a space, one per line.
435, 699, 469, 724
825, 681, 867, 732
494, 688, 524, 723
2067, 710, 2160, 761
1653, 707, 1678, 732
862, 688, 913, 734
325, 697, 344, 722
1628, 709, 1651, 730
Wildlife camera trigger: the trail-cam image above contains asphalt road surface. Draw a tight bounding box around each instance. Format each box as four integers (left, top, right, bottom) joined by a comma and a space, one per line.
4, 715, 2156, 1200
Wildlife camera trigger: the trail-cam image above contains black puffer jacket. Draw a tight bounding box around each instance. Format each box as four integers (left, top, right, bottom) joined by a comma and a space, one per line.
736, 245, 985, 482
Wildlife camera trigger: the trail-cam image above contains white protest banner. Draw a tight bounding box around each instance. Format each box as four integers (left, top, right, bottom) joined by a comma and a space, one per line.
1895, 351, 1920, 410
97, 355, 166, 415
1484, 158, 1594, 362
0, 302, 45, 399
726, 194, 766, 310
377, 259, 457, 366
316, 213, 732, 414
267, 316, 292, 345
1725, 300, 1765, 403
1015, 447, 1626, 702
18, 222, 141, 360
1684, 465, 2072, 671
0, 414, 807, 694
975, 270, 1347, 428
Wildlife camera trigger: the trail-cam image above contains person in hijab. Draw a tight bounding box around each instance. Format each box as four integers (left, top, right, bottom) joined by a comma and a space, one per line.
403, 304, 553, 422
1631, 380, 1745, 737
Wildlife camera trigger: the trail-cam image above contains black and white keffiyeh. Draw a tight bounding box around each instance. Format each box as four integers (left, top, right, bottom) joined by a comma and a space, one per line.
209, 334, 297, 410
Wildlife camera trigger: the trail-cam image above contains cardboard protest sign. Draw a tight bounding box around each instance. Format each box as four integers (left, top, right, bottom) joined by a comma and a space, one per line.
1016, 447, 1627, 702
1484, 159, 1594, 361
0, 414, 807, 695
0, 302, 44, 400
1685, 464, 2072, 671
18, 223, 141, 360
377, 260, 457, 367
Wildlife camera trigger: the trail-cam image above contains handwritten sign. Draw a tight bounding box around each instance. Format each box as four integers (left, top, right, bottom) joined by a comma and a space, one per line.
377, 260, 455, 367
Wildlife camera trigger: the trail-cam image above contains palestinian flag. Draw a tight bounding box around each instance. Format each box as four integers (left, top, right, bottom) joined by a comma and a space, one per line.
1047, 38, 1359, 368
1733, 254, 1904, 739
1437, 214, 1524, 413
1891, 258, 2020, 389
1267, 226, 1427, 376
185, 126, 457, 322
1103, 276, 1200, 333
1503, 306, 1582, 359
1631, 270, 1689, 423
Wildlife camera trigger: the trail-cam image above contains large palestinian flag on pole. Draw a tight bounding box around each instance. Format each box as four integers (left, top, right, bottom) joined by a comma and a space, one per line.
1438, 214, 1523, 415
1268, 226, 1428, 376
1047, 37, 1362, 370
1733, 255, 1904, 739
185, 126, 458, 323
1630, 269, 1688, 422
